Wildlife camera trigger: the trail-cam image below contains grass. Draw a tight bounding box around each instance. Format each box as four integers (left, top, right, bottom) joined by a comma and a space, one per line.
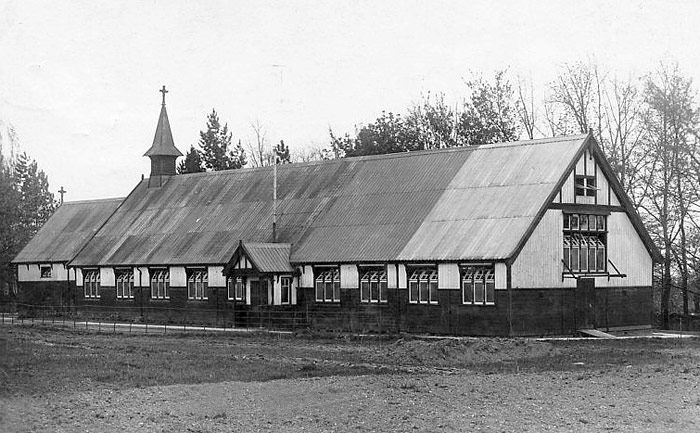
1, 325, 699, 398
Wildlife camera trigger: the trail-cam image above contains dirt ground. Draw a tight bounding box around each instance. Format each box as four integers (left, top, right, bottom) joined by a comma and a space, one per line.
1, 325, 699, 432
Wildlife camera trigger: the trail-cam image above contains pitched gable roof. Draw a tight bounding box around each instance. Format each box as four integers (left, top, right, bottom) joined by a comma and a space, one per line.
70, 135, 591, 267
12, 198, 123, 264
225, 241, 294, 274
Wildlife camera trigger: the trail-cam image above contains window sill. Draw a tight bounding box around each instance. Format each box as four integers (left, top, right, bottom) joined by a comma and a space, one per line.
463, 302, 496, 306
409, 301, 439, 305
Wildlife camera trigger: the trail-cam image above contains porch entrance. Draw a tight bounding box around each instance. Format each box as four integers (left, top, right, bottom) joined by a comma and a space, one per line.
250, 279, 269, 306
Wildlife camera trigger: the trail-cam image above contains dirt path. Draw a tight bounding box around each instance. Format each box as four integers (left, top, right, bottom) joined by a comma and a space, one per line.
3, 365, 699, 432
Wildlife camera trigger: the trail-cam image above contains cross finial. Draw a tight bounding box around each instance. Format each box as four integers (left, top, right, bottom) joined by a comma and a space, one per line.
58, 186, 67, 205
159, 85, 168, 105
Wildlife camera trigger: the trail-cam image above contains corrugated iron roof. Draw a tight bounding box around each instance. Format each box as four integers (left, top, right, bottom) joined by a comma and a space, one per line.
12, 198, 123, 264
69, 134, 589, 266
242, 242, 294, 273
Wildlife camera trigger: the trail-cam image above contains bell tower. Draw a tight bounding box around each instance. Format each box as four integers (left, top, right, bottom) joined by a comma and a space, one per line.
143, 86, 182, 187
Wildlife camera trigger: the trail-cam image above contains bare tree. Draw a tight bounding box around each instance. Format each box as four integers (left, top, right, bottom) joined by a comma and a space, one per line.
247, 119, 273, 167
515, 76, 538, 139
637, 62, 699, 325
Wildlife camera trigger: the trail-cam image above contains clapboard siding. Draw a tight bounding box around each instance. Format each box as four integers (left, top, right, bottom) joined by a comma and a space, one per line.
512, 208, 652, 288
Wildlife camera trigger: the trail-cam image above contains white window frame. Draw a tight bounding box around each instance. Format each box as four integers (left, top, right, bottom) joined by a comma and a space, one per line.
150, 268, 170, 300
575, 175, 596, 197
83, 269, 100, 298
315, 268, 340, 303
563, 213, 607, 274
280, 276, 292, 305
187, 268, 208, 300
461, 265, 495, 305
408, 268, 438, 304
227, 276, 245, 301
116, 268, 134, 299
360, 268, 388, 303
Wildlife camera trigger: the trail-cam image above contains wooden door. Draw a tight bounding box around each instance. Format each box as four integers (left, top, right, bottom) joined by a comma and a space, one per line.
250, 279, 269, 306
575, 278, 595, 329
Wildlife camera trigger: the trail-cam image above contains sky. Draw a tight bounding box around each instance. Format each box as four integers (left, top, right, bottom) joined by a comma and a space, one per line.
1, 0, 700, 201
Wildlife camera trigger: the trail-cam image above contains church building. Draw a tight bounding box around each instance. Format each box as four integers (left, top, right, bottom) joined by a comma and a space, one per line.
13, 90, 661, 336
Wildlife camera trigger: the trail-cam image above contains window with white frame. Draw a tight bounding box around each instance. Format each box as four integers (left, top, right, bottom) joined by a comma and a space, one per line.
563, 213, 607, 273
150, 268, 169, 299
315, 268, 340, 303
408, 268, 438, 304
83, 269, 100, 298
40, 265, 52, 279
360, 268, 387, 303
462, 265, 495, 305
575, 175, 596, 197
280, 276, 291, 304
187, 268, 208, 300
227, 276, 245, 301
116, 268, 134, 299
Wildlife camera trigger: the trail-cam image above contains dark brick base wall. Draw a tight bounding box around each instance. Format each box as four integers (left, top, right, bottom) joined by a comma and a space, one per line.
17, 281, 653, 336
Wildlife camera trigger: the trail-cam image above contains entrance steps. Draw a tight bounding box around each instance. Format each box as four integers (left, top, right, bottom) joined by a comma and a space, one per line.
578, 328, 618, 339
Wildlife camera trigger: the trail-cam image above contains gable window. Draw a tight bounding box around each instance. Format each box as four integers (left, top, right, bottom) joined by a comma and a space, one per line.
360, 268, 387, 303
40, 265, 52, 279
116, 268, 134, 299
280, 276, 292, 304
575, 175, 596, 197
408, 268, 438, 304
83, 269, 100, 298
150, 268, 169, 299
315, 268, 340, 303
563, 213, 606, 273
462, 265, 495, 305
187, 268, 208, 300
227, 277, 245, 301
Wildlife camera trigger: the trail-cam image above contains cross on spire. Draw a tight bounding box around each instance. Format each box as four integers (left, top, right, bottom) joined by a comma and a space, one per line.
58, 186, 67, 205
159, 85, 168, 105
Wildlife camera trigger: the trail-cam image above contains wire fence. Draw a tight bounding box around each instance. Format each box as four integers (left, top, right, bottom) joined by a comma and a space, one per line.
0, 300, 402, 334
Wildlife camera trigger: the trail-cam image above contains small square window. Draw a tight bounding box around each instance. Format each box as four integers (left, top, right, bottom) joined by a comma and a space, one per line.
40, 265, 52, 279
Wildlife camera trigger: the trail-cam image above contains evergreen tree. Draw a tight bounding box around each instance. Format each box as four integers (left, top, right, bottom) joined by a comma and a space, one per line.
177, 145, 204, 174
198, 109, 246, 171
274, 140, 291, 164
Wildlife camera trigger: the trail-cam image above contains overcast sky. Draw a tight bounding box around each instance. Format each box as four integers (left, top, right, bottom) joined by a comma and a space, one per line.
1, 0, 700, 201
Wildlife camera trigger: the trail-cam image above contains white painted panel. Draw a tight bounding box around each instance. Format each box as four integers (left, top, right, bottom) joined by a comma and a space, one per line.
398, 264, 407, 289
170, 267, 186, 287
438, 263, 459, 289
100, 267, 115, 287
136, 267, 149, 287
75, 268, 83, 286
53, 263, 68, 281
340, 264, 358, 289
511, 209, 566, 288
578, 196, 595, 205
272, 277, 281, 305
292, 276, 298, 305
245, 279, 251, 305
596, 162, 610, 205
208, 266, 226, 287
575, 150, 586, 175
17, 264, 38, 281
299, 265, 314, 287
495, 262, 507, 290
68, 266, 76, 281
605, 212, 653, 286
561, 170, 575, 203
610, 188, 621, 206
387, 264, 397, 289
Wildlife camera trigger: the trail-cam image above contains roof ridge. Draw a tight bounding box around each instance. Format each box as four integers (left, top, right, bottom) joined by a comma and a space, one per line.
61, 197, 125, 205
174, 134, 588, 180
